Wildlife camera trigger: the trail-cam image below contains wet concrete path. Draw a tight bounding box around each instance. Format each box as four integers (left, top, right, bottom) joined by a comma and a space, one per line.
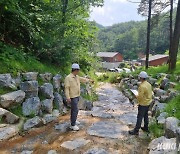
0, 83, 150, 154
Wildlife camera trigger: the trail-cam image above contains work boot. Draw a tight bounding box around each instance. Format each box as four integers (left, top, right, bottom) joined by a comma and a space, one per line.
141, 127, 150, 133
129, 129, 139, 135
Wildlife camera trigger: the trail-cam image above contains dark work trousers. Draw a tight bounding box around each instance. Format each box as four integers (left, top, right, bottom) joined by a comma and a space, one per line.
135, 105, 150, 132
70, 97, 79, 126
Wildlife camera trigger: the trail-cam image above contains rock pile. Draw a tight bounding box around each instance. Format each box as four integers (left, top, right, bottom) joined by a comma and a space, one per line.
0, 72, 93, 141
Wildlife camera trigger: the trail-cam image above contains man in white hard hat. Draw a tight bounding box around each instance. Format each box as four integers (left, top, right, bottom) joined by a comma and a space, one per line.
129, 71, 152, 135
64, 63, 93, 131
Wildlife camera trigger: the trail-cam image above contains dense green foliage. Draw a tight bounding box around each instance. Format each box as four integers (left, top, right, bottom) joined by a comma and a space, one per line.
97, 11, 177, 60
0, 0, 103, 72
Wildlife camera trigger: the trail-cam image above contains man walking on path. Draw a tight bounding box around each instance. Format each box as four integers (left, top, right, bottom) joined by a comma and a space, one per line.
64, 63, 93, 131
129, 71, 152, 135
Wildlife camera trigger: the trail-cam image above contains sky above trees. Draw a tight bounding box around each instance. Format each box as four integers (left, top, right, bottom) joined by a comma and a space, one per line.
90, 0, 145, 26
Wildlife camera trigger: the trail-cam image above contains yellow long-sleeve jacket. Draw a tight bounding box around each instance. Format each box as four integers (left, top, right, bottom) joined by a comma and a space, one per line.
64, 73, 89, 99
137, 80, 152, 106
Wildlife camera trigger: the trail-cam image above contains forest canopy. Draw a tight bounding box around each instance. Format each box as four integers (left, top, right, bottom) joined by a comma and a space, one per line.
97, 9, 177, 60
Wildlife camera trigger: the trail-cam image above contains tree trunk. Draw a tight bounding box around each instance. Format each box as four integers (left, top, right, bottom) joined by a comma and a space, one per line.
168, 0, 174, 71
145, 0, 152, 69
169, 0, 180, 70
61, 0, 69, 37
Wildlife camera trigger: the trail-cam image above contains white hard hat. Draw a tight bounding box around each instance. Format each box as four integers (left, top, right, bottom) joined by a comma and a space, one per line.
139, 71, 148, 79
72, 63, 80, 69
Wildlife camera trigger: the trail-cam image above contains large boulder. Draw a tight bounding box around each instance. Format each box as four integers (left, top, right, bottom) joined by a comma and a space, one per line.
0, 90, 25, 108
148, 136, 176, 154
42, 114, 57, 124
160, 78, 170, 90
23, 116, 43, 130
22, 72, 38, 81
165, 117, 179, 138
39, 73, 52, 82
22, 97, 41, 116
53, 74, 61, 92
154, 88, 168, 97
54, 92, 63, 112
78, 96, 93, 111
20, 81, 38, 98
0, 74, 16, 89
157, 112, 167, 125
0, 108, 19, 124
41, 99, 53, 114
0, 124, 19, 141
40, 83, 54, 99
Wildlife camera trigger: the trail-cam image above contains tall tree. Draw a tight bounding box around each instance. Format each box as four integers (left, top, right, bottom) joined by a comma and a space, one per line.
169, 0, 180, 70
168, 0, 174, 70
145, 0, 152, 69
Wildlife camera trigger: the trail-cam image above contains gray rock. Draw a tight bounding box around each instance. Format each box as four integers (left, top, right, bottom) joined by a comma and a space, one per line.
87, 121, 128, 139
116, 112, 137, 126
41, 99, 53, 114
20, 81, 38, 98
12, 73, 21, 87
61, 138, 90, 150
39, 73, 52, 82
20, 151, 33, 154
160, 95, 170, 103
0, 90, 25, 108
176, 127, 180, 151
84, 148, 108, 154
22, 97, 41, 116
131, 79, 138, 85
169, 82, 177, 89
0, 108, 19, 124
148, 136, 176, 154
54, 92, 63, 112
40, 83, 54, 99
53, 74, 61, 92
154, 88, 167, 97
24, 116, 43, 130
0, 125, 19, 141
22, 72, 38, 81
0, 74, 16, 89
52, 109, 60, 117
47, 150, 57, 154
175, 76, 180, 82
78, 96, 93, 111
54, 122, 70, 133
165, 117, 179, 138
42, 114, 56, 124
160, 78, 170, 90
148, 77, 157, 86
157, 112, 167, 125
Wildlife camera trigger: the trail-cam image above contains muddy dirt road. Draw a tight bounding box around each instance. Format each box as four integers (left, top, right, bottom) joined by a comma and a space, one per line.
0, 83, 150, 154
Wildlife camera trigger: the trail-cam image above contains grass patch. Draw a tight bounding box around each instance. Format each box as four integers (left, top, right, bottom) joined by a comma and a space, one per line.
9, 104, 24, 117
165, 95, 180, 119
97, 72, 128, 83
0, 87, 15, 95
82, 91, 98, 102
149, 122, 164, 138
